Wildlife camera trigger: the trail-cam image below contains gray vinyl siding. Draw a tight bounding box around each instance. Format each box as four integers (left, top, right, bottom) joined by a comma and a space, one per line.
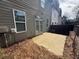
0, 0, 52, 45
0, 0, 36, 42
0, 4, 14, 28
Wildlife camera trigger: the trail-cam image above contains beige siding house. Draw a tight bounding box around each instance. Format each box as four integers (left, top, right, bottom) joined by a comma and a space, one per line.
0, 0, 53, 47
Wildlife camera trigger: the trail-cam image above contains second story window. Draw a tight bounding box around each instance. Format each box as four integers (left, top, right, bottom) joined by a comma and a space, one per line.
41, 0, 45, 8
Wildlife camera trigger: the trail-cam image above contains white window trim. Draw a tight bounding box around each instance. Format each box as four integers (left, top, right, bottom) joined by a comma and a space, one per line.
13, 9, 27, 33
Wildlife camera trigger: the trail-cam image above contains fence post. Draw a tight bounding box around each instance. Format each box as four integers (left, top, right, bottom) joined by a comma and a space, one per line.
63, 31, 76, 59
74, 25, 79, 59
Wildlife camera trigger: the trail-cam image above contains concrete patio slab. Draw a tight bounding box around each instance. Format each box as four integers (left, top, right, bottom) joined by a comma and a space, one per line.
32, 32, 66, 56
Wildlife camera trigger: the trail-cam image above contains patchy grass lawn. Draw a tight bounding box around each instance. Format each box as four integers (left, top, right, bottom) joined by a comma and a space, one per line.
0, 40, 61, 59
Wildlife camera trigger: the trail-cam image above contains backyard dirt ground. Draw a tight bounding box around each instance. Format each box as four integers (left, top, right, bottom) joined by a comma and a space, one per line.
0, 40, 61, 59
0, 32, 66, 59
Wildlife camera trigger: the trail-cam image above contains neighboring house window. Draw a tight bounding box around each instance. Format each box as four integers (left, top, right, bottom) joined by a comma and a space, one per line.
13, 9, 27, 33
41, 0, 45, 8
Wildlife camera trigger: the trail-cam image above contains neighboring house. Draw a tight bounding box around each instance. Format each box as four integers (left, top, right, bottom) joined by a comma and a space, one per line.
51, 0, 62, 25
74, 11, 79, 25
0, 0, 53, 46
52, 7, 59, 25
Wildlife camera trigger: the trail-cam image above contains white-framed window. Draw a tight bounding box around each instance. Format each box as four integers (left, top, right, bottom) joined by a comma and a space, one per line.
13, 9, 27, 33
41, 0, 45, 8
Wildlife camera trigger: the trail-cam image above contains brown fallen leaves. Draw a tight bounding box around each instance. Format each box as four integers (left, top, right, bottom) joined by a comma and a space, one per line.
1, 39, 62, 59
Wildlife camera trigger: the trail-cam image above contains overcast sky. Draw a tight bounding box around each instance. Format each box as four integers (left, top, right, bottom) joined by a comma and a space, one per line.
59, 0, 79, 19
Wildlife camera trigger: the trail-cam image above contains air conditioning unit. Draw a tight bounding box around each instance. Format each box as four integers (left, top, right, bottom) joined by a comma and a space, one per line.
0, 26, 15, 47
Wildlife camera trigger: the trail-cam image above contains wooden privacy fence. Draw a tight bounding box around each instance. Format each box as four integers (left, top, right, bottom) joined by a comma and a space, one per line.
48, 25, 74, 35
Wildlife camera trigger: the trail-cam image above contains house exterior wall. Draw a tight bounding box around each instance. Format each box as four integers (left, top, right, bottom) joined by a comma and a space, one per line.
52, 8, 59, 25
0, 0, 36, 44
51, 0, 62, 25
41, 0, 52, 31
0, 0, 52, 45
52, 8, 62, 25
